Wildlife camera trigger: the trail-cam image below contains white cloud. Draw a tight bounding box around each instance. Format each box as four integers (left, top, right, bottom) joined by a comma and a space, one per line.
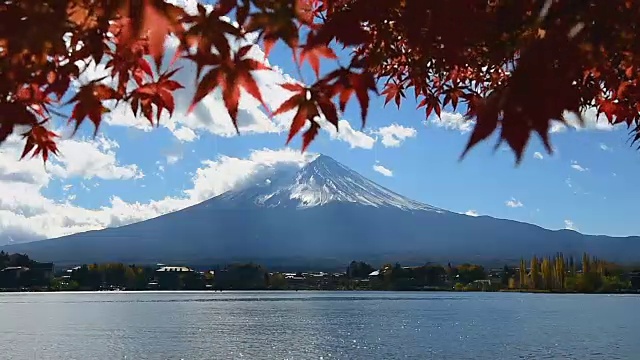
599, 143, 611, 151
173, 126, 199, 142
372, 164, 393, 177
322, 120, 376, 149
51, 136, 144, 180
184, 148, 314, 202
564, 219, 578, 231
426, 107, 621, 137
533, 152, 544, 160
565, 178, 573, 188
166, 154, 181, 165
551, 107, 621, 133
427, 112, 474, 133
374, 124, 417, 147
0, 129, 151, 243
0, 148, 317, 244
570, 160, 588, 172
505, 197, 524, 208
465, 209, 479, 217
0, 132, 141, 183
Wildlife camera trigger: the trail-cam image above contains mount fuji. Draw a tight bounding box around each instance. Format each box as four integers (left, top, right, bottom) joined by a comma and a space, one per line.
3, 155, 640, 266
206, 154, 441, 211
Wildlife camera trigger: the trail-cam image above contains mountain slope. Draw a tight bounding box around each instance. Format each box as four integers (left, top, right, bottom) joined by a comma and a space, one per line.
3, 155, 640, 265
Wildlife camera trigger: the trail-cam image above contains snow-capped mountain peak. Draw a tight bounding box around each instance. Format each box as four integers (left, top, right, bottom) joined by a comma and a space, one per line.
211, 154, 444, 212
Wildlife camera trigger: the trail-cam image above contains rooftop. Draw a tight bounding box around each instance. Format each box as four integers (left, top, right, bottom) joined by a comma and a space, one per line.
156, 266, 192, 272
1, 266, 28, 271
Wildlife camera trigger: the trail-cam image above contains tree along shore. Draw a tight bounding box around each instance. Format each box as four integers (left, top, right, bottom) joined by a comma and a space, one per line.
1, 251, 639, 293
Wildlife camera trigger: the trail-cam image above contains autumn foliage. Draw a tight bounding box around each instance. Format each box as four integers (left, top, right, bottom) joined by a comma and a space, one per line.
2, 0, 640, 163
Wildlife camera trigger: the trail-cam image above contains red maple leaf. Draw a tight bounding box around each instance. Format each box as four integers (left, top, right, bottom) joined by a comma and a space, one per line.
117, 0, 186, 68
299, 43, 337, 78
44, 63, 80, 100
417, 94, 442, 119
443, 87, 464, 111
273, 83, 320, 147
0, 103, 39, 144
324, 68, 377, 125
274, 81, 339, 150
66, 82, 120, 135
597, 98, 619, 123
188, 45, 270, 132
106, 40, 154, 94
245, 3, 301, 57
181, 2, 242, 60
130, 68, 184, 126
15, 83, 53, 118
302, 121, 321, 151
20, 124, 59, 163
309, 6, 369, 47
381, 81, 405, 109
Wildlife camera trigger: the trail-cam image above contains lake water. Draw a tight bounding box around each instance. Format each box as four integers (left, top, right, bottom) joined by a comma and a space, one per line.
0, 291, 638, 359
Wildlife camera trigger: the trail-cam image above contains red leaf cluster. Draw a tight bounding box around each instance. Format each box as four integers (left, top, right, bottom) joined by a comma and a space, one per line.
187, 45, 269, 132
2, 0, 640, 164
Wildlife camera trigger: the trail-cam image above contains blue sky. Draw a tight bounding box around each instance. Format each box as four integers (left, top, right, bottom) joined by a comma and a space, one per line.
1, 0, 638, 244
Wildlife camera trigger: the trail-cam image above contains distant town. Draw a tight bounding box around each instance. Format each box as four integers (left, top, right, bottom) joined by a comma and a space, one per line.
1, 251, 639, 293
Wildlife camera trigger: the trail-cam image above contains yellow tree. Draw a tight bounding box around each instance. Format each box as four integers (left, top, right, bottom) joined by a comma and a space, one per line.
519, 258, 527, 289
530, 256, 540, 290
541, 257, 554, 290
554, 253, 565, 290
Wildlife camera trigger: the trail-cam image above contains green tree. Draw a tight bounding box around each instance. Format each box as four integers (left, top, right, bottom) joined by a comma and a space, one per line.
500, 265, 514, 287
582, 252, 591, 274
0, 251, 8, 269
456, 264, 486, 284
268, 273, 288, 290
575, 272, 602, 293
215, 263, 268, 290
421, 264, 447, 286
569, 256, 576, 276
346, 261, 375, 279
600, 276, 628, 293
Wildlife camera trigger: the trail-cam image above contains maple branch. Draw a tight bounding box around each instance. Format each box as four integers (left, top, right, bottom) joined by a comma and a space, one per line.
2, 0, 640, 165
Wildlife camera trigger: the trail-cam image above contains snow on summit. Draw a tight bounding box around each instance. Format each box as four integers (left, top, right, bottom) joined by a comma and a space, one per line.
212, 155, 444, 212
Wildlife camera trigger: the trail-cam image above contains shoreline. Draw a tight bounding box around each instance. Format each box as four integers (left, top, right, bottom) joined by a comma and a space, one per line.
2, 288, 639, 295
